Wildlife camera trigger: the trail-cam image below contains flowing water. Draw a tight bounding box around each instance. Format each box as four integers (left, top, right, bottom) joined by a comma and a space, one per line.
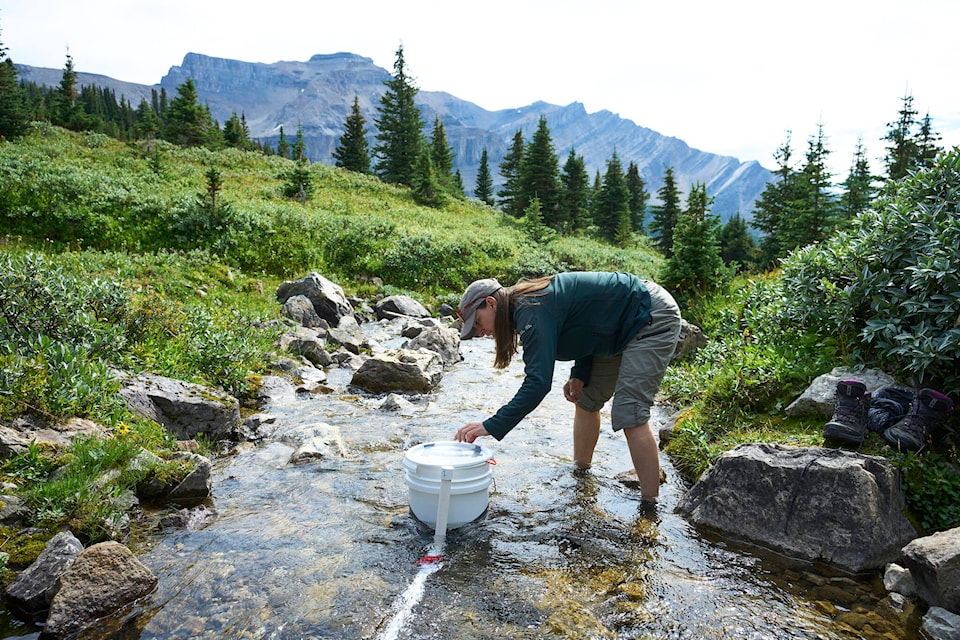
1, 322, 924, 639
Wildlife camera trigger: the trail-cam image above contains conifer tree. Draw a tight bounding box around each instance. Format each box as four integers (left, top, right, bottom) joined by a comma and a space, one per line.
474, 147, 495, 205
915, 112, 941, 170
594, 151, 632, 245
429, 116, 455, 179
498, 129, 525, 217
276, 125, 290, 159
751, 133, 804, 266
883, 92, 920, 181
291, 122, 307, 161
163, 78, 213, 147
718, 213, 757, 272
518, 116, 561, 228
840, 136, 875, 220
223, 112, 252, 149
660, 183, 724, 298
792, 122, 837, 248
0, 31, 29, 140
589, 170, 602, 223
374, 44, 424, 187
521, 197, 556, 244
134, 98, 161, 141
649, 167, 681, 257
55, 52, 86, 130
625, 161, 648, 232
559, 149, 590, 231
412, 145, 447, 207
332, 95, 371, 173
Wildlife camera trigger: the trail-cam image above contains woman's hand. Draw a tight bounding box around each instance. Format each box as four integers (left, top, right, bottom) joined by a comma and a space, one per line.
563, 378, 584, 404
455, 422, 489, 443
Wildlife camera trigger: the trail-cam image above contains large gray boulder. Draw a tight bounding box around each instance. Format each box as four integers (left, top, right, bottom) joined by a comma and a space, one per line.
375, 294, 430, 320
276, 272, 353, 326
350, 348, 443, 394
4, 531, 84, 615
901, 526, 960, 613
42, 541, 157, 640
677, 443, 916, 573
404, 325, 462, 367
119, 373, 240, 440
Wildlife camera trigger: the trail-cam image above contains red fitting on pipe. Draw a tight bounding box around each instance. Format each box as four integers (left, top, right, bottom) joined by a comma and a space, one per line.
417, 555, 444, 565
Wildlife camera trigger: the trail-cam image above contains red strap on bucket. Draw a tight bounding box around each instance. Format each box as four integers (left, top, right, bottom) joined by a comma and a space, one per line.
486, 458, 497, 465
417, 555, 443, 565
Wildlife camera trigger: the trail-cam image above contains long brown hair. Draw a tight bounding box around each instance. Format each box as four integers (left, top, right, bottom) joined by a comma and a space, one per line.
491, 275, 555, 369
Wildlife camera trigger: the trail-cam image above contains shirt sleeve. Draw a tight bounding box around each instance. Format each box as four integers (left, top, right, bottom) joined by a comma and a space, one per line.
570, 356, 593, 385
482, 308, 556, 440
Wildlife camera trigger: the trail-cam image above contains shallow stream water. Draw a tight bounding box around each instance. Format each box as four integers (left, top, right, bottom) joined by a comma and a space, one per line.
1, 323, 924, 639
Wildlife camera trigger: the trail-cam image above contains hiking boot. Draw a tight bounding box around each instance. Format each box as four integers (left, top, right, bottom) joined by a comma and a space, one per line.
867, 385, 916, 434
823, 379, 870, 445
884, 388, 955, 452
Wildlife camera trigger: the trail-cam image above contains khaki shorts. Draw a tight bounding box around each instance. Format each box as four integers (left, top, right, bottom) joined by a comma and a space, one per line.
576, 280, 681, 429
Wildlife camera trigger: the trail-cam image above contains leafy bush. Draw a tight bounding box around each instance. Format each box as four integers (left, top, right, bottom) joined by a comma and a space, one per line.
898, 450, 960, 534
780, 150, 960, 395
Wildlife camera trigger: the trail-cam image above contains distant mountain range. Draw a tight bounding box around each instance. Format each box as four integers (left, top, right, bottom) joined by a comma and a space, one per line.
17, 52, 772, 222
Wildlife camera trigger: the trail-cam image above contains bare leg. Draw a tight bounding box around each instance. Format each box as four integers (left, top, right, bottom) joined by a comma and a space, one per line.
623, 422, 660, 501
573, 405, 601, 469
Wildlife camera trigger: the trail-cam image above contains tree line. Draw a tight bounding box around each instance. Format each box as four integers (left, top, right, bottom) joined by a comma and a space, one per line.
0, 31, 947, 300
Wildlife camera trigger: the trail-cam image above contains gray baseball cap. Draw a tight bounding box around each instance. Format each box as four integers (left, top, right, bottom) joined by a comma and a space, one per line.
457, 278, 502, 340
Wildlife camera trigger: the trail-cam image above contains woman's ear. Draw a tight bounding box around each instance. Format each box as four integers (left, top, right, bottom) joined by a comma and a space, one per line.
486, 295, 497, 311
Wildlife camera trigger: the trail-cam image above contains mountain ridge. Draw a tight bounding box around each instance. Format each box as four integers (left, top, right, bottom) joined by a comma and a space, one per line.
16, 52, 772, 221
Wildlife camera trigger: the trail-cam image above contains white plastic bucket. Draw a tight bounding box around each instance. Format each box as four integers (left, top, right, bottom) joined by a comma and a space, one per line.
403, 441, 494, 529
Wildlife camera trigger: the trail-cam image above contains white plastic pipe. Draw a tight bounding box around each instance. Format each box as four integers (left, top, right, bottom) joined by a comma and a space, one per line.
431, 466, 454, 552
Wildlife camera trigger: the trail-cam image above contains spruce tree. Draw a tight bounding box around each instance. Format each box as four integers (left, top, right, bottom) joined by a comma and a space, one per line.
163, 78, 213, 147
718, 213, 757, 272
840, 136, 875, 220
497, 129, 525, 217
625, 161, 648, 232
649, 167, 681, 257
412, 145, 447, 207
559, 149, 590, 231
55, 52, 86, 130
429, 116, 456, 181
373, 44, 424, 187
223, 112, 252, 149
883, 92, 919, 181
660, 183, 724, 298
915, 112, 941, 170
595, 151, 632, 245
332, 95, 371, 173
792, 122, 837, 248
751, 133, 804, 266
0, 32, 29, 140
518, 116, 561, 228
276, 125, 290, 159
474, 147, 495, 205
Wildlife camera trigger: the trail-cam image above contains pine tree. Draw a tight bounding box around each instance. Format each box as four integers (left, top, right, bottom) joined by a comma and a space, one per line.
332, 95, 371, 173
718, 213, 757, 272
0, 32, 29, 140
223, 112, 252, 149
373, 44, 424, 187
792, 122, 838, 248
660, 183, 724, 298
594, 151, 632, 245
276, 125, 290, 159
625, 161, 648, 232
163, 78, 213, 147
291, 123, 307, 161
134, 98, 161, 141
840, 136, 875, 220
883, 92, 919, 181
915, 112, 941, 169
474, 147, 495, 205
521, 197, 556, 244
411, 145, 447, 207
559, 149, 590, 231
55, 51, 86, 130
498, 129, 525, 217
518, 115, 561, 228
429, 116, 456, 181
751, 133, 804, 266
649, 167, 681, 256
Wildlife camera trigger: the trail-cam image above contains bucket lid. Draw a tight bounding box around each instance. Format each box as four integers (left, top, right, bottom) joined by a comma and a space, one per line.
404, 441, 492, 468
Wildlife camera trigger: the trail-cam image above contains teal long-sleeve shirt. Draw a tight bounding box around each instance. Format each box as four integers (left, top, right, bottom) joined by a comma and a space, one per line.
481, 272, 652, 440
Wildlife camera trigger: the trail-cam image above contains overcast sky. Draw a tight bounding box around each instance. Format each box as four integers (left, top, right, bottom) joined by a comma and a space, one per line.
4, 0, 958, 177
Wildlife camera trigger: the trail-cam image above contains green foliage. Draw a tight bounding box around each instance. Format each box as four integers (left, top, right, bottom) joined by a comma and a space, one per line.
373, 45, 424, 187
332, 96, 371, 174
474, 147, 494, 205
897, 450, 960, 534
780, 148, 960, 395
659, 183, 726, 301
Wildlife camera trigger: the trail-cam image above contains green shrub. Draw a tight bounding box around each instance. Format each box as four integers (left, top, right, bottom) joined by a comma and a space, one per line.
780, 149, 960, 395
897, 450, 960, 534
